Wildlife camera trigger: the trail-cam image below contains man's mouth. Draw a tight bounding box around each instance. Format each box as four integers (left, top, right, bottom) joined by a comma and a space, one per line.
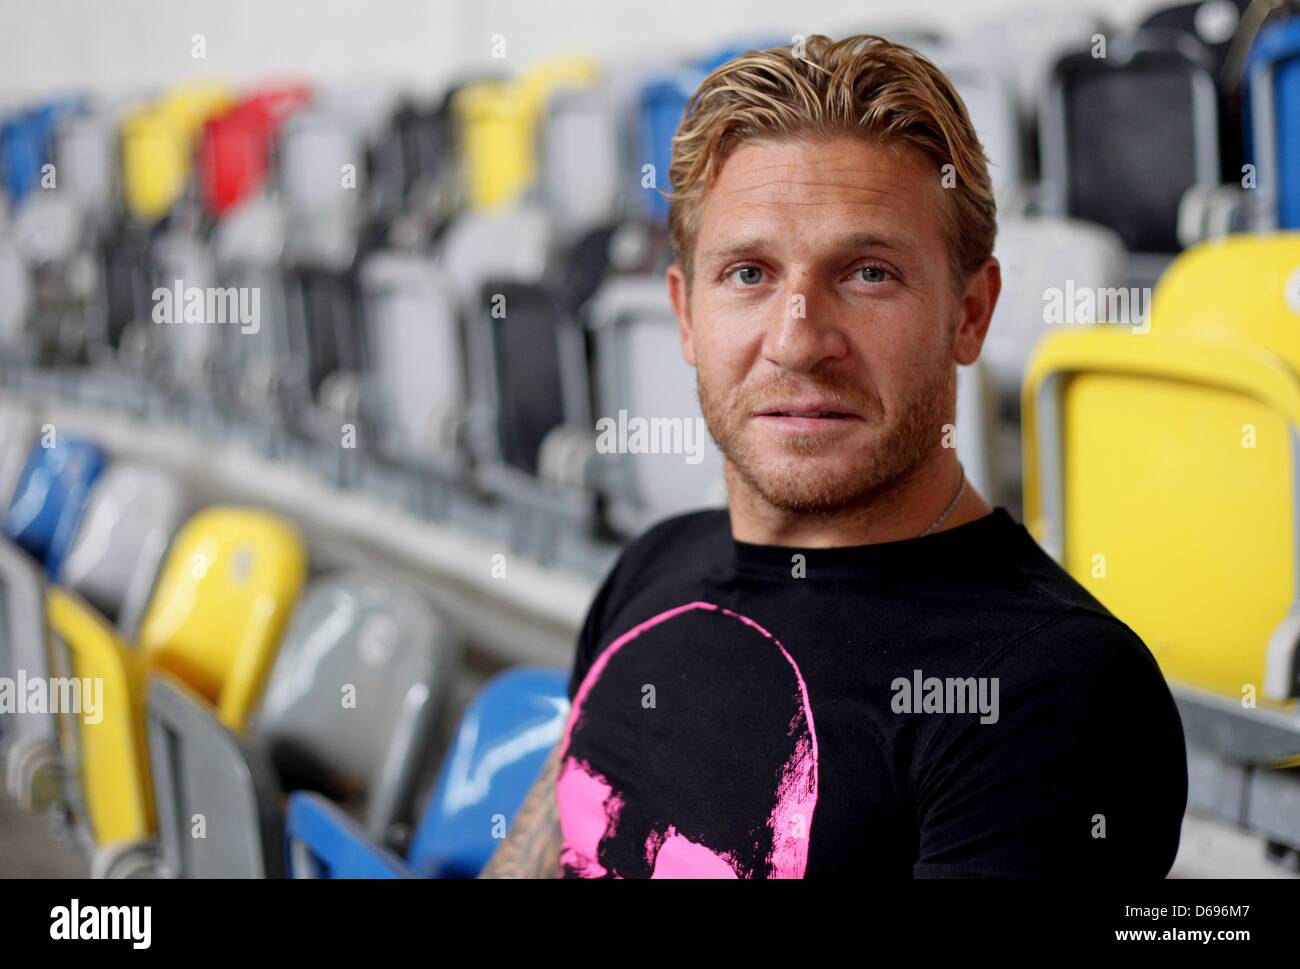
751, 402, 864, 430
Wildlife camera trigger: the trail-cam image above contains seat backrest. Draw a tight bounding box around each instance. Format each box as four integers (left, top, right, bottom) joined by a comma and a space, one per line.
983, 217, 1129, 397
1042, 30, 1221, 253
0, 405, 36, 515
2, 433, 108, 578
0, 232, 33, 353
636, 71, 700, 221
147, 672, 283, 877
1150, 233, 1300, 365
407, 666, 570, 878
437, 205, 551, 319
200, 85, 310, 218
478, 279, 587, 475
360, 251, 464, 457
137, 506, 307, 731
1246, 19, 1300, 230
279, 103, 364, 226
46, 588, 154, 849
58, 463, 186, 641
1023, 238, 1300, 705
0, 539, 53, 754
121, 84, 231, 224
937, 58, 1023, 199
539, 81, 630, 238
454, 59, 599, 213
587, 275, 725, 535
253, 572, 455, 841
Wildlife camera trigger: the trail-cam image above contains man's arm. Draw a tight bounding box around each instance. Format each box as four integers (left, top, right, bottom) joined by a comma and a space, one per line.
479, 740, 565, 878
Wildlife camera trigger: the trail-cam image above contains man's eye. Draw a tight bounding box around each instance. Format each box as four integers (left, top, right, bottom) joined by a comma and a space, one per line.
856, 265, 891, 283
730, 266, 764, 286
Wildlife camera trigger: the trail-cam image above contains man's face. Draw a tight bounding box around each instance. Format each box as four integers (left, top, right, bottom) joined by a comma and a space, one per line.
668, 134, 989, 515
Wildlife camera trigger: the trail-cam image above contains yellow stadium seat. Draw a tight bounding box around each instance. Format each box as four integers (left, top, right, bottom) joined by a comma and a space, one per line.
455, 58, 599, 210
137, 507, 307, 731
1022, 234, 1300, 713
46, 588, 154, 851
122, 83, 233, 222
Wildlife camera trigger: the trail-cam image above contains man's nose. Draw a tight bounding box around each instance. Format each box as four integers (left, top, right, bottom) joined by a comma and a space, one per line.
761, 272, 850, 374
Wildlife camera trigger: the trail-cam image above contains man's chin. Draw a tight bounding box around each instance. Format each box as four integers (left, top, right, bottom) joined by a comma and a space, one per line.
732, 456, 884, 515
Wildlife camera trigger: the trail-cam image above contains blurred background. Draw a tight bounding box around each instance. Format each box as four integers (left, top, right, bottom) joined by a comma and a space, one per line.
0, 0, 1298, 879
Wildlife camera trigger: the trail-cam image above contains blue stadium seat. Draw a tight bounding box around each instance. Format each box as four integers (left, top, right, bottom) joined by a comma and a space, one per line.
1246, 18, 1300, 229
287, 666, 569, 879
2, 434, 107, 578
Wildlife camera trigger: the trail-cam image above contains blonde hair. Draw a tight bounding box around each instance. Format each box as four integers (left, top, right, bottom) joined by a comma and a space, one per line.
667, 34, 997, 289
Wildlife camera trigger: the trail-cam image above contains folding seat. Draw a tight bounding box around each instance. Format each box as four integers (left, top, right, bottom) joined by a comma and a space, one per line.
454, 58, 599, 212
1022, 233, 1300, 715
0, 230, 33, 359
1245, 19, 1300, 230
0, 403, 37, 514
1, 111, 45, 208
199, 84, 310, 218
954, 10, 1107, 122
137, 506, 307, 732
57, 464, 187, 641
14, 507, 307, 874
2, 434, 108, 579
1040, 30, 1222, 266
359, 252, 466, 475
0, 540, 58, 808
636, 71, 697, 222
367, 92, 458, 235
982, 217, 1129, 401
539, 78, 637, 241
586, 275, 726, 537
43, 588, 157, 877
143, 572, 455, 877
286, 666, 568, 878
933, 57, 1024, 204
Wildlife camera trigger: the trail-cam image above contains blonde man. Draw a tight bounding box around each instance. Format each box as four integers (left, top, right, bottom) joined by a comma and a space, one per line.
483, 34, 1186, 879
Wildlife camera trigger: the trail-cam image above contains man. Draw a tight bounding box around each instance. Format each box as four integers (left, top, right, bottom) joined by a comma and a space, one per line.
482, 34, 1187, 878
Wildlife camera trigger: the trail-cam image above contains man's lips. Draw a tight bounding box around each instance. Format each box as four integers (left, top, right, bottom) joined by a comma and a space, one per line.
750, 402, 864, 431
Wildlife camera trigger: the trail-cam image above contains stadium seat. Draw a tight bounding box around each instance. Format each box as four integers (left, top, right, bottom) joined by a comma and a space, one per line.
1022, 233, 1300, 716
198, 84, 310, 218
454, 59, 599, 211
1245, 18, 1300, 230
2, 433, 108, 578
287, 666, 569, 879
0, 231, 33, 358
982, 216, 1129, 400
45, 588, 157, 877
0, 540, 58, 809
359, 251, 466, 471
136, 506, 307, 731
935, 57, 1024, 203
254, 572, 455, 842
1041, 29, 1223, 258
58, 463, 187, 640
145, 572, 455, 876
145, 672, 285, 877
0, 404, 37, 514
586, 274, 726, 536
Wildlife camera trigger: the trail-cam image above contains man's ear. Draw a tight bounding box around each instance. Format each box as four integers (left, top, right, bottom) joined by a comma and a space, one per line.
954, 256, 1000, 367
667, 262, 696, 367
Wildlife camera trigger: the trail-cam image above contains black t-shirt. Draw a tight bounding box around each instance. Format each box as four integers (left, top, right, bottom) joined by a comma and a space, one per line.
557, 506, 1188, 878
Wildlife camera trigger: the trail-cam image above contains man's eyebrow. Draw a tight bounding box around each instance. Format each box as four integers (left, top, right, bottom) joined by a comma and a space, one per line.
699, 232, 912, 263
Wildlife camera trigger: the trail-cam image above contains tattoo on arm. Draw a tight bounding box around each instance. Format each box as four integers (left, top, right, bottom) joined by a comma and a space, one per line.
479, 741, 564, 878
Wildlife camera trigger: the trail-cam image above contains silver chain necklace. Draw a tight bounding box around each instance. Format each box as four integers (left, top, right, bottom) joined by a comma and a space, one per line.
919, 463, 966, 537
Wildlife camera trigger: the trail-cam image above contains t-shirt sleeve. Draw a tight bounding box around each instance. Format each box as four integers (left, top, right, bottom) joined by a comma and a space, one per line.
911, 609, 1188, 878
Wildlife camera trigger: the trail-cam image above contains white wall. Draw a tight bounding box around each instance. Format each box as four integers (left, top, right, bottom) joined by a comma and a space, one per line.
0, 0, 1172, 105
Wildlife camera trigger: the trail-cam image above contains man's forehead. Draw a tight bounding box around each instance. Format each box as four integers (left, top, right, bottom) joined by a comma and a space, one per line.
695, 136, 943, 252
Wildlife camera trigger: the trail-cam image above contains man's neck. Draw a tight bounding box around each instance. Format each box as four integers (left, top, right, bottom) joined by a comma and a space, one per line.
726, 451, 993, 548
